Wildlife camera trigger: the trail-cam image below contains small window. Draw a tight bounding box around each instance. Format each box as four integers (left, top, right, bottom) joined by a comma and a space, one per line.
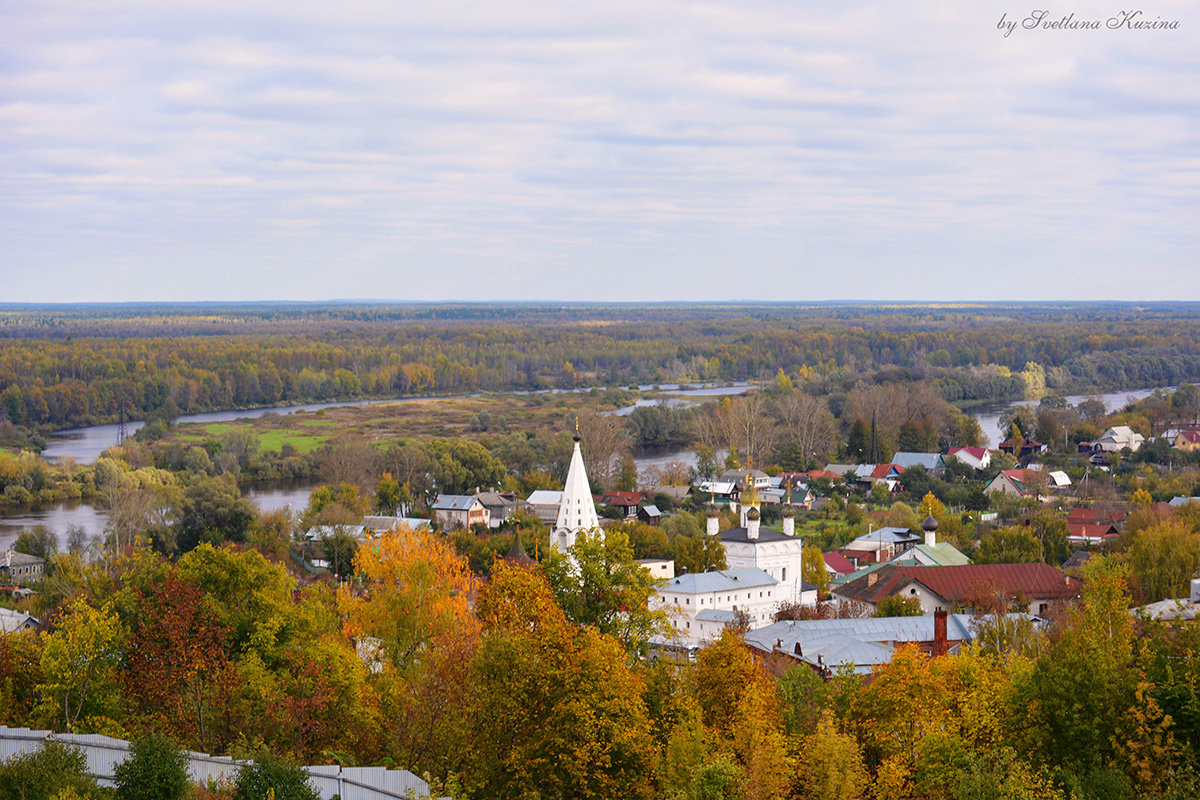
686, 621, 691, 629
782, 567, 786, 581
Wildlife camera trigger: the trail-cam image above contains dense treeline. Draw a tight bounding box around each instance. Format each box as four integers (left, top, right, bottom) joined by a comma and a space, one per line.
4, 529, 1200, 800
3, 304, 1200, 437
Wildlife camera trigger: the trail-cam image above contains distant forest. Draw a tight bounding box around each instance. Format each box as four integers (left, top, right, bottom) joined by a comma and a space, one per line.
2, 302, 1200, 432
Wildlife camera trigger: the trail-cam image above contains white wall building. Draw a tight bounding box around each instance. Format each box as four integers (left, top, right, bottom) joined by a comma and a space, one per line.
655, 568, 781, 643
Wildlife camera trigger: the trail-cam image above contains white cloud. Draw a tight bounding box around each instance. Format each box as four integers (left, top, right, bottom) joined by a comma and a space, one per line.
0, 0, 1197, 301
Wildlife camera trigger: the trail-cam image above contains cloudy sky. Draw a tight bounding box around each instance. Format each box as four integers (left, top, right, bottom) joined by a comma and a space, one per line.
2, 1, 1197, 302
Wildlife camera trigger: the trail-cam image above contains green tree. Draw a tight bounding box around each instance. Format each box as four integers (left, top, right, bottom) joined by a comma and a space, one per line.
176, 475, 255, 552
320, 529, 360, 578
542, 528, 671, 658
14, 526, 58, 562
875, 595, 923, 617
114, 732, 189, 800
976, 526, 1042, 564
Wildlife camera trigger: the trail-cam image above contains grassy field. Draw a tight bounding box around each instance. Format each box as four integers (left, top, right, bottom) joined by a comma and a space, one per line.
162, 389, 639, 454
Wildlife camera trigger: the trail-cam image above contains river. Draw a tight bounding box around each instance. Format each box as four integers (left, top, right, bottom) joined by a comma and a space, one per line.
3, 384, 751, 549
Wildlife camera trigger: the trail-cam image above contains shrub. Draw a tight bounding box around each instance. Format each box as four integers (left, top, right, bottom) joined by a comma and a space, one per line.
0, 739, 101, 800
233, 751, 319, 800
113, 732, 189, 800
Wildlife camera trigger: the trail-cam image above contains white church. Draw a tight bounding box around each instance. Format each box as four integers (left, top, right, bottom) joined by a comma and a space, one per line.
546, 434, 814, 645
551, 427, 601, 553
657, 485, 816, 644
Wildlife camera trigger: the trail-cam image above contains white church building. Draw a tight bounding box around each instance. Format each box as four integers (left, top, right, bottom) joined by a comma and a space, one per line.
655, 488, 816, 645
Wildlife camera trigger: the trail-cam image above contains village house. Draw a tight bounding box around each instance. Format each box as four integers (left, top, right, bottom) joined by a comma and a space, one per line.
1066, 522, 1120, 548
831, 563, 1082, 616
946, 446, 991, 471
998, 437, 1045, 461
0, 606, 38, 633
1171, 429, 1200, 451
889, 452, 946, 474
596, 491, 644, 517
743, 611, 1017, 676
431, 494, 490, 530
474, 491, 523, 528
839, 527, 922, 566
1091, 425, 1145, 453
0, 550, 45, 585
525, 489, 564, 524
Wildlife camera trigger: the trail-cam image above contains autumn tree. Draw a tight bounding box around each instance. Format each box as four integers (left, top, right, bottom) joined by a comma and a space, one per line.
576, 410, 634, 491
466, 561, 655, 800
1126, 517, 1200, 603
38, 598, 124, 732
339, 525, 476, 678
775, 393, 838, 465
122, 574, 231, 749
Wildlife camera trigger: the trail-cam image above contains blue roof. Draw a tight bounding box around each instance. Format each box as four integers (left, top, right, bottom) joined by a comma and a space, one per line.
665, 568, 777, 593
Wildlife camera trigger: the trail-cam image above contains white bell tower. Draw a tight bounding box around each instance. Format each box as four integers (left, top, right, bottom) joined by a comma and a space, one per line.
552, 427, 600, 553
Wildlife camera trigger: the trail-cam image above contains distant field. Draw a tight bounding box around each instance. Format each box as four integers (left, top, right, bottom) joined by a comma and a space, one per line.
163, 390, 636, 453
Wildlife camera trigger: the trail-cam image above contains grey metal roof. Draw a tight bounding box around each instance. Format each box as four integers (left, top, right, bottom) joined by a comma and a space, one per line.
847, 527, 919, 547
433, 494, 480, 511
890, 452, 945, 470
641, 504, 661, 517
0, 607, 37, 633
744, 614, 984, 653
665, 568, 777, 593
719, 526, 798, 544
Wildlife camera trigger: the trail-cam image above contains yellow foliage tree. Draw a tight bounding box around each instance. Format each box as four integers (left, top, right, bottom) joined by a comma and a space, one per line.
339, 525, 476, 678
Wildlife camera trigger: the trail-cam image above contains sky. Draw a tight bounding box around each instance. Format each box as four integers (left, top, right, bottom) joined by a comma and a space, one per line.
1, 1, 1198, 303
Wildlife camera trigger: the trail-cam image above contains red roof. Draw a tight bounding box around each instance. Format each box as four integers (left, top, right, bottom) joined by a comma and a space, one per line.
823, 551, 857, 574
804, 469, 844, 481
1178, 430, 1200, 444
1066, 506, 1128, 525
871, 463, 904, 479
949, 446, 988, 460
836, 563, 1083, 606
1067, 522, 1119, 540
597, 491, 643, 506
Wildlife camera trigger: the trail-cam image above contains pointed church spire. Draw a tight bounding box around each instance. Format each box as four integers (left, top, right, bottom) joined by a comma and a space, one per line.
553, 423, 600, 553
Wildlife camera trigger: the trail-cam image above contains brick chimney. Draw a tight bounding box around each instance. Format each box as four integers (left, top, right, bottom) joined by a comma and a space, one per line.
933, 608, 948, 657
